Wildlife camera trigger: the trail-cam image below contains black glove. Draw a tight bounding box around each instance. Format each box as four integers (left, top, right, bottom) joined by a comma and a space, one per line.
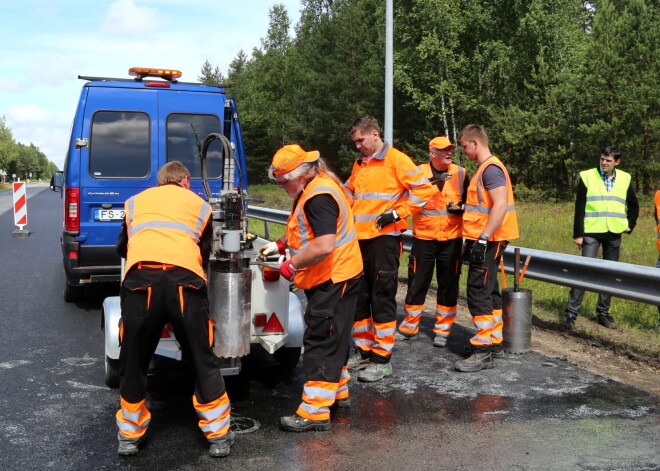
446, 200, 465, 215
470, 237, 488, 265
428, 173, 452, 187
375, 209, 400, 230
461, 240, 474, 265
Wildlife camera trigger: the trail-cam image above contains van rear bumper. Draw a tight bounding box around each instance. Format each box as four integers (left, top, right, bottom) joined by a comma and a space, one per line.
62, 237, 121, 285
64, 262, 121, 285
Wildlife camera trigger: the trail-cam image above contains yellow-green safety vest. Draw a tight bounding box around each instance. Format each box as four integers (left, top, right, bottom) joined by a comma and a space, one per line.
580, 168, 631, 234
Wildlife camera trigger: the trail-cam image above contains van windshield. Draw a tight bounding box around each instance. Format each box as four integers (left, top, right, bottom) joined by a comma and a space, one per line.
89, 111, 150, 178
167, 114, 222, 179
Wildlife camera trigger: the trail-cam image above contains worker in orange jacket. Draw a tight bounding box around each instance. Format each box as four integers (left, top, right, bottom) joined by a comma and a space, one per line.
261, 145, 363, 432
456, 125, 519, 373
396, 136, 469, 347
115, 162, 233, 457
344, 115, 436, 382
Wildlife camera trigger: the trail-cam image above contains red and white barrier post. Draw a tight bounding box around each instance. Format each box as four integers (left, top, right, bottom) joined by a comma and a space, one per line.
12, 181, 30, 237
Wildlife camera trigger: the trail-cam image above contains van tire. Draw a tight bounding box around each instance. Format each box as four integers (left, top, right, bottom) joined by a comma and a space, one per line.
105, 356, 120, 388
64, 280, 84, 303
273, 347, 301, 375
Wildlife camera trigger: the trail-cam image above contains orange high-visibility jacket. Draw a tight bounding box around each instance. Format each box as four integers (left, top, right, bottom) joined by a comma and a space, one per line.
125, 184, 211, 280
286, 172, 363, 290
412, 163, 466, 241
462, 156, 519, 241
344, 143, 435, 240
655, 190, 660, 253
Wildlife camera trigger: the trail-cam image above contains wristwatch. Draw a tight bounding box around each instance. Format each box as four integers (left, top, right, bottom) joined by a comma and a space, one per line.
478, 233, 489, 242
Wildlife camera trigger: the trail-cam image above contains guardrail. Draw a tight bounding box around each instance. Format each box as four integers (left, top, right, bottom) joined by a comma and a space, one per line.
247, 205, 660, 306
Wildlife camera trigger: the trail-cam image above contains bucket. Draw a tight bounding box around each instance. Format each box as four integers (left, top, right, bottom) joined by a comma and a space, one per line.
502, 288, 532, 354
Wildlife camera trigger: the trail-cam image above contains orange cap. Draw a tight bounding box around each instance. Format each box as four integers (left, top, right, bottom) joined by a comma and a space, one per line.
428, 136, 456, 150
271, 144, 320, 176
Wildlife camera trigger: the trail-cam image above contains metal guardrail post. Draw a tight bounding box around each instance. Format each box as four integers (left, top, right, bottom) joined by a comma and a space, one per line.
247, 205, 660, 306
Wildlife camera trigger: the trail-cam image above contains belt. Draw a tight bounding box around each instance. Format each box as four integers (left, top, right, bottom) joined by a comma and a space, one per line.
137, 262, 177, 270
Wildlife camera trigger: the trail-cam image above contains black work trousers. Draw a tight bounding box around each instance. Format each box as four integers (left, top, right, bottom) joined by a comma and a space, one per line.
119, 265, 225, 405
566, 233, 622, 317
303, 276, 362, 383
405, 237, 463, 306
465, 240, 508, 318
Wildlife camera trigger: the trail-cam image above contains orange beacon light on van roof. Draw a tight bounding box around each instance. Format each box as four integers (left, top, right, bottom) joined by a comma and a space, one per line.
128, 67, 183, 80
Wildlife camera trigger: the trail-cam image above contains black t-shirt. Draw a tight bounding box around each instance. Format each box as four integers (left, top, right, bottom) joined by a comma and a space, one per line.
303, 194, 339, 237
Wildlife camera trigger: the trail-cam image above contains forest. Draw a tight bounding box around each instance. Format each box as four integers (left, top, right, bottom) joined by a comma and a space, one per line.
199, 0, 658, 198
0, 117, 58, 182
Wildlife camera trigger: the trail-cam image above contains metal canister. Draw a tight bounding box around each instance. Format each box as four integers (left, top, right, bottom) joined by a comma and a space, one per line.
208, 268, 252, 358
502, 288, 532, 354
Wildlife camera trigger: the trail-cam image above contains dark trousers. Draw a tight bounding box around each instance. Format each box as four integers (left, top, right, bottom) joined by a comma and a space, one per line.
303, 276, 361, 383
566, 234, 622, 317
355, 235, 401, 363
405, 237, 463, 306
465, 240, 508, 318
119, 265, 225, 404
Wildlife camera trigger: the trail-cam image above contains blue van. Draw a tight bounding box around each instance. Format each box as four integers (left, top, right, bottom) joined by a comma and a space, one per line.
51, 67, 248, 301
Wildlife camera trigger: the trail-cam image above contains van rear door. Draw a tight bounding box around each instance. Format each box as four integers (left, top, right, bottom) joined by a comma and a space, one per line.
77, 86, 158, 271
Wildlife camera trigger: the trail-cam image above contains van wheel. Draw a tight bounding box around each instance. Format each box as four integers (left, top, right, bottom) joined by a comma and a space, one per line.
105, 356, 120, 388
273, 347, 301, 375
64, 280, 84, 303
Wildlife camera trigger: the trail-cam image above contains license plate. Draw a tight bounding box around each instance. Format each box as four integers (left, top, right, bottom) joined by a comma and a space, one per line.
94, 209, 125, 221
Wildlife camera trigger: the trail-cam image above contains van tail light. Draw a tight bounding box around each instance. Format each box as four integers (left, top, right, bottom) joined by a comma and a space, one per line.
263, 313, 285, 333
262, 266, 280, 282
65, 187, 80, 232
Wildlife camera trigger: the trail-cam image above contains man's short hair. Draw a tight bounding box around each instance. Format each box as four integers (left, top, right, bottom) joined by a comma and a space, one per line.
347, 114, 380, 135
602, 146, 621, 161
457, 124, 489, 147
158, 161, 190, 186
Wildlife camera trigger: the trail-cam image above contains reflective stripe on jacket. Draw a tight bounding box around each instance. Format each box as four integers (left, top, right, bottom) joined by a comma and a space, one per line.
344, 142, 435, 240
580, 168, 631, 234
412, 163, 465, 241
462, 156, 519, 241
655, 190, 660, 253
125, 184, 211, 280
286, 173, 363, 290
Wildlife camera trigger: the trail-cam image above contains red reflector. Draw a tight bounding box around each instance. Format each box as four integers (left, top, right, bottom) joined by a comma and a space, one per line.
68, 250, 78, 259
263, 313, 285, 333
263, 266, 280, 282
254, 314, 268, 328
145, 81, 171, 88
160, 327, 170, 338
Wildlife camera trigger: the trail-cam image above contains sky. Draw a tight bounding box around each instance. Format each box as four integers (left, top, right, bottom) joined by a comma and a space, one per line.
0, 0, 302, 171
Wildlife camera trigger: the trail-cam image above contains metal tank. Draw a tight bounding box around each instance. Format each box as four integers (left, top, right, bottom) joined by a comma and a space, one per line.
502, 288, 533, 354
209, 267, 252, 358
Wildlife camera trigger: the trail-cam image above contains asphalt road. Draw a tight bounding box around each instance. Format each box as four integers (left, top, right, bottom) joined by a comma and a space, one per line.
0, 185, 658, 471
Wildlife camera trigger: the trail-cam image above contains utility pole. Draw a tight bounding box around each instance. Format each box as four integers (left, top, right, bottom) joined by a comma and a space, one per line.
384, 0, 393, 143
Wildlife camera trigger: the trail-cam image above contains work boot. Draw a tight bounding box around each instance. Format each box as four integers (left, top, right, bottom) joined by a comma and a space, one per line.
279, 414, 331, 432
117, 434, 146, 456
208, 430, 235, 458
454, 351, 494, 373
332, 397, 351, 409
560, 313, 577, 330
394, 330, 418, 341
357, 362, 393, 382
597, 313, 618, 329
347, 351, 370, 371
432, 335, 448, 347
491, 344, 504, 359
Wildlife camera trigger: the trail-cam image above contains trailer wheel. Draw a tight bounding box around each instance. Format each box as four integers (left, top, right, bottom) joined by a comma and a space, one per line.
105, 356, 120, 388
273, 347, 301, 375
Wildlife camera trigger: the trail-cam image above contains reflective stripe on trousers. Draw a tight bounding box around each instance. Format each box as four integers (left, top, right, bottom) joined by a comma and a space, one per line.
371, 320, 396, 358
352, 318, 374, 352
116, 397, 151, 440
434, 304, 457, 337
470, 314, 494, 347
399, 304, 424, 335
335, 367, 351, 400
194, 392, 231, 440
491, 308, 503, 345
296, 381, 339, 421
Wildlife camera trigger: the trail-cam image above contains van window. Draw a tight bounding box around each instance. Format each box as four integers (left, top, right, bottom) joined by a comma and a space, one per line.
167, 114, 222, 179
90, 111, 150, 178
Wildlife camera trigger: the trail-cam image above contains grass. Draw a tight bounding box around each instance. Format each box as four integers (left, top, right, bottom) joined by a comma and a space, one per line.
247, 184, 659, 350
